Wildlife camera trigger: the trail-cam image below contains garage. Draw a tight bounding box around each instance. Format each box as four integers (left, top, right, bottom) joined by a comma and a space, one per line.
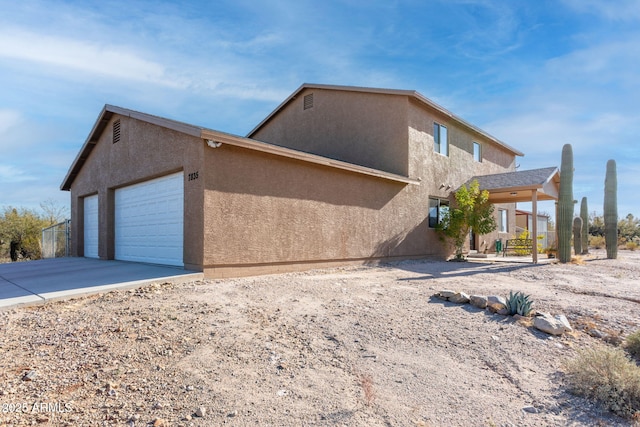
83, 194, 99, 258
114, 172, 184, 266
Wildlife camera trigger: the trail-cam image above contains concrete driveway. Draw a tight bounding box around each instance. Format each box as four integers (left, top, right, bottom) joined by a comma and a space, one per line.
0, 257, 203, 309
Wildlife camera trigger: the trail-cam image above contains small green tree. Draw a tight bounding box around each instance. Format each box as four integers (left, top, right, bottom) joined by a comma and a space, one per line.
436, 180, 497, 260
0, 207, 50, 261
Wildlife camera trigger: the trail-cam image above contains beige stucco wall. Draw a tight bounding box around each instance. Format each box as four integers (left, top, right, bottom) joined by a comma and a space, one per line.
251, 88, 410, 176
200, 93, 518, 276
405, 98, 517, 253
67, 89, 519, 277
202, 144, 431, 277
68, 115, 205, 268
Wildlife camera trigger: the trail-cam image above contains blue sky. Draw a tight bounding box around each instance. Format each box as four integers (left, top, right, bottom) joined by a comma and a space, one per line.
1, 0, 638, 219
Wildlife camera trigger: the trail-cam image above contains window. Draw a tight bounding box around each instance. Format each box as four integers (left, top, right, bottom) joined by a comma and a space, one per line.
434, 123, 448, 156
473, 142, 481, 162
498, 209, 508, 233
429, 198, 449, 228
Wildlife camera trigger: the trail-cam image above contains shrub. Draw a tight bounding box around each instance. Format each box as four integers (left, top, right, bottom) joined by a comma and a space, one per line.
563, 345, 640, 419
505, 291, 534, 316
513, 230, 533, 256
626, 241, 638, 251
589, 235, 606, 249
626, 330, 640, 359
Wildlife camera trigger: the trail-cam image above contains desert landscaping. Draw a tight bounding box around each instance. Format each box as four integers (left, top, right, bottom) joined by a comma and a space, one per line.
1, 249, 639, 426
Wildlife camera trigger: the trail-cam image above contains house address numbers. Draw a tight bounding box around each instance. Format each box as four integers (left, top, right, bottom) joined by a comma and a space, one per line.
188, 171, 199, 181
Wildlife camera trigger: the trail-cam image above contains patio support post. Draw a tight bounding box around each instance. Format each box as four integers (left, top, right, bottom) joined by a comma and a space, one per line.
532, 189, 538, 264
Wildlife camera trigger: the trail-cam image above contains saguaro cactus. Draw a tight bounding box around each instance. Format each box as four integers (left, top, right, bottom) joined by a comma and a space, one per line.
558, 144, 574, 263
580, 197, 589, 254
604, 159, 618, 259
573, 216, 583, 256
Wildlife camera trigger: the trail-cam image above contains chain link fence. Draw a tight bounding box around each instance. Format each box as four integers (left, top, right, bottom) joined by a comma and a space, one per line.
41, 220, 71, 259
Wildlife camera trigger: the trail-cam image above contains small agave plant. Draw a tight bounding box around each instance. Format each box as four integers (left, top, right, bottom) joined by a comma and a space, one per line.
505, 291, 534, 316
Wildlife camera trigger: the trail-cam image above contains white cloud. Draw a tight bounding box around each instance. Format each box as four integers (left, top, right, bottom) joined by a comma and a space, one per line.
488, 109, 636, 156
0, 164, 36, 183
0, 27, 185, 88
0, 23, 295, 105
545, 38, 640, 88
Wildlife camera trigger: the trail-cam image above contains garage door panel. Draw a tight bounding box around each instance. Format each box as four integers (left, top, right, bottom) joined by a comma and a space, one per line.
83, 195, 99, 259
115, 172, 184, 266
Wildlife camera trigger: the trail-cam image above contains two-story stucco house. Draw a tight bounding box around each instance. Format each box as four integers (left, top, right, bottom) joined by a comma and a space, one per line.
61, 83, 558, 277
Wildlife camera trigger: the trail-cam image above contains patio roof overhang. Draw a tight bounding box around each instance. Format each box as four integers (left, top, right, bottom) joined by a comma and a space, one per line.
467, 166, 561, 264
487, 184, 558, 204
469, 166, 560, 203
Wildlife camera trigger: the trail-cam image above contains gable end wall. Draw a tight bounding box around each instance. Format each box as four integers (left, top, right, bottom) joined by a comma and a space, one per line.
251, 88, 410, 176
68, 115, 205, 268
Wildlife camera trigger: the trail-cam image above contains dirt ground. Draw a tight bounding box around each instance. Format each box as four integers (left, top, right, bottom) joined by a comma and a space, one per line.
1, 249, 639, 427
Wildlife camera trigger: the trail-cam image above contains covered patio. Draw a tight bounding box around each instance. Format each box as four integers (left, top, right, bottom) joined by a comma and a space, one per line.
470, 166, 561, 264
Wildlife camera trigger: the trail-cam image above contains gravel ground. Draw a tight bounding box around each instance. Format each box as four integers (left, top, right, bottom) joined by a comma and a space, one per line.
1, 249, 639, 426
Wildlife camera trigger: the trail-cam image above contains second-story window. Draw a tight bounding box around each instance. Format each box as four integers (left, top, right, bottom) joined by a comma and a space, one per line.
473, 142, 482, 162
434, 123, 448, 156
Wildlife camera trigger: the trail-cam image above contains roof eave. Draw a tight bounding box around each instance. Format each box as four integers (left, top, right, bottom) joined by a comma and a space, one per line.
203, 129, 420, 185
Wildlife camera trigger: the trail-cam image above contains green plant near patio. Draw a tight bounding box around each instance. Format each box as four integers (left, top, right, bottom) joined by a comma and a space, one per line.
509, 230, 544, 256
513, 229, 531, 256
505, 291, 534, 316
436, 180, 497, 261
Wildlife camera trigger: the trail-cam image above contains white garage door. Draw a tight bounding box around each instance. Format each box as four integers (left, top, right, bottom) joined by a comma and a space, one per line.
115, 172, 184, 266
84, 194, 99, 259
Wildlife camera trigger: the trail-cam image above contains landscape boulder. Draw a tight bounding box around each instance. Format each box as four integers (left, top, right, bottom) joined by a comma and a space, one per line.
448, 292, 470, 304
533, 313, 572, 336
437, 290, 456, 300
486, 295, 507, 313
469, 295, 488, 309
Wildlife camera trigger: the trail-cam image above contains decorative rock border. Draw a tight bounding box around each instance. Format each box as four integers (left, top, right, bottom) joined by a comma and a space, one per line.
435, 289, 573, 336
